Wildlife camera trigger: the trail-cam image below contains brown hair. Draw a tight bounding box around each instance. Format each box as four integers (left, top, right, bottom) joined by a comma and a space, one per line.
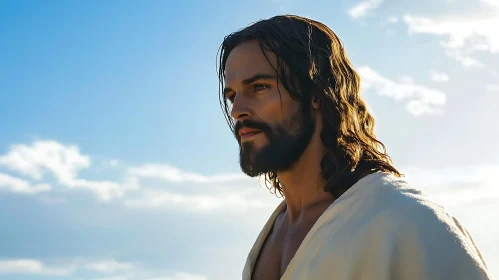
218, 15, 402, 198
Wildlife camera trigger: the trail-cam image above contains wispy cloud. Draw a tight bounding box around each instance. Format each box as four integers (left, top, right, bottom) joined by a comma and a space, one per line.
123, 164, 278, 214
124, 188, 272, 213
0, 173, 51, 194
358, 66, 446, 116
0, 258, 204, 280
0, 259, 75, 276
402, 13, 499, 68
430, 69, 449, 82
85, 260, 135, 274
0, 140, 270, 211
128, 164, 248, 184
403, 14, 499, 53
0, 142, 497, 278
347, 0, 384, 19
67, 178, 127, 202
0, 259, 134, 276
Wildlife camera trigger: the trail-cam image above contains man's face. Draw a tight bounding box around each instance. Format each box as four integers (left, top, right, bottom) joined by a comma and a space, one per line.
223, 40, 315, 176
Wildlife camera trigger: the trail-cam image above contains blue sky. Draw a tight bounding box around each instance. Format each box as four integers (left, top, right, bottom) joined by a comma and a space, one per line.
1, 0, 498, 279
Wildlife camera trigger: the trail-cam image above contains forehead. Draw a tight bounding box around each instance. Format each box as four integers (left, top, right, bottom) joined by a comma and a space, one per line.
224, 40, 278, 84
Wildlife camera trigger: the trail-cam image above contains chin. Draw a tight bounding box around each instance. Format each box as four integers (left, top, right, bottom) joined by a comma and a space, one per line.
245, 137, 268, 148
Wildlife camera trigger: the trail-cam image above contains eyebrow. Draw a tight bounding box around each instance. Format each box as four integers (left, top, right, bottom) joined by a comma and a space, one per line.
223, 73, 276, 96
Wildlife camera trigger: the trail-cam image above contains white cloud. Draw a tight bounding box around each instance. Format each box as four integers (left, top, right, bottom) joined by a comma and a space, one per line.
128, 164, 248, 184
358, 66, 446, 116
402, 14, 499, 68
404, 100, 442, 116
0, 140, 252, 203
125, 163, 281, 214
0, 259, 74, 276
0, 258, 203, 280
0, 259, 139, 277
0, 139, 274, 211
403, 15, 499, 53
68, 178, 126, 201
443, 48, 485, 68
347, 0, 384, 19
0, 173, 51, 194
0, 140, 133, 201
485, 84, 499, 91
124, 188, 273, 213
0, 140, 89, 183
123, 164, 279, 214
85, 260, 135, 274
430, 69, 449, 82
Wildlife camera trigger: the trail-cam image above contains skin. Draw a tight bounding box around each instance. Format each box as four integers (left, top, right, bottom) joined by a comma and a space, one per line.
224, 40, 337, 278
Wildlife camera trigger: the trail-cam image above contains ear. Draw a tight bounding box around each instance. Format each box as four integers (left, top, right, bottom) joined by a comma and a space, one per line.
311, 95, 320, 110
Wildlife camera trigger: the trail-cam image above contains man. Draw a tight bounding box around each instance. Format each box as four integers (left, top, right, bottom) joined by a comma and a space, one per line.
217, 15, 491, 280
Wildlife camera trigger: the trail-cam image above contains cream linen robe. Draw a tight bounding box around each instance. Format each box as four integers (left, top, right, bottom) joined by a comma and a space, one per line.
243, 172, 492, 280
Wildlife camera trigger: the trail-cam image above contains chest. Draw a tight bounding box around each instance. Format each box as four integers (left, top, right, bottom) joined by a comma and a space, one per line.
251, 225, 310, 280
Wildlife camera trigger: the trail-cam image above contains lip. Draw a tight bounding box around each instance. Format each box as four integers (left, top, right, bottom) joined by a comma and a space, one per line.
239, 127, 262, 140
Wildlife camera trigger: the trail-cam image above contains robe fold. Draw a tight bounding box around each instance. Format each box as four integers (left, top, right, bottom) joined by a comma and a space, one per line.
243, 172, 492, 280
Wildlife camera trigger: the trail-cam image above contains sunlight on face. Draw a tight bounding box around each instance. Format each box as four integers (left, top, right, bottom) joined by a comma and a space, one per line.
223, 41, 315, 176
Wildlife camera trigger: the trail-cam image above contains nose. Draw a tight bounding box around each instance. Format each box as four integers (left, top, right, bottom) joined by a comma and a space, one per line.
230, 93, 252, 122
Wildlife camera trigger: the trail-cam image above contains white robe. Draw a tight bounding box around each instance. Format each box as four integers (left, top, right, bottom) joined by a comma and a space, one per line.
243, 172, 492, 279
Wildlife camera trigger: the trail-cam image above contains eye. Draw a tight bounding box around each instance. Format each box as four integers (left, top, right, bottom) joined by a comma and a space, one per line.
226, 93, 236, 103
254, 84, 270, 91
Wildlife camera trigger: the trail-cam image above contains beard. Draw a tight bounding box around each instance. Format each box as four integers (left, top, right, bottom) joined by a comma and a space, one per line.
234, 104, 315, 177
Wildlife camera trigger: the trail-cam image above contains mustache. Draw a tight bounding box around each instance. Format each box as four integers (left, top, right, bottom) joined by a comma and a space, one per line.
234, 120, 271, 139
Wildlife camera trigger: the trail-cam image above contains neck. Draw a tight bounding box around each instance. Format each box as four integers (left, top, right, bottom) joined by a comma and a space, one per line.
277, 128, 335, 222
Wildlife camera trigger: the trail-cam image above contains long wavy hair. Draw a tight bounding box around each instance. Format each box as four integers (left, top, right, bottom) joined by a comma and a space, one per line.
217, 15, 402, 198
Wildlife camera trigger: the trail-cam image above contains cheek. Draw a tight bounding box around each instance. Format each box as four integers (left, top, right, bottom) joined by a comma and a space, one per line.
257, 89, 298, 122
